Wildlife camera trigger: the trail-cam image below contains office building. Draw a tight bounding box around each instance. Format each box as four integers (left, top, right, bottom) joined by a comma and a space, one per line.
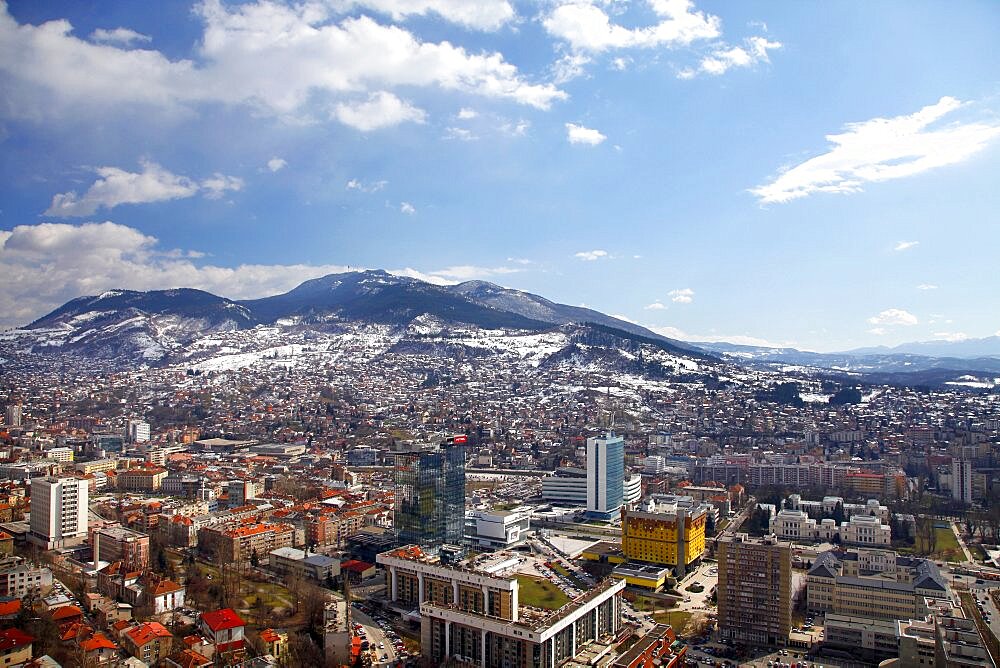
378, 545, 626, 668
29, 475, 89, 549
464, 507, 531, 551
393, 437, 466, 551
806, 548, 947, 620
127, 420, 151, 443
717, 533, 792, 646
621, 495, 708, 578
623, 474, 642, 507
952, 459, 973, 505
541, 467, 587, 504
228, 479, 263, 507
586, 432, 624, 520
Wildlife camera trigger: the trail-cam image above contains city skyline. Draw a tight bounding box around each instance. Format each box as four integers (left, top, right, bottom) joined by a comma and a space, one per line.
1, 1, 999, 351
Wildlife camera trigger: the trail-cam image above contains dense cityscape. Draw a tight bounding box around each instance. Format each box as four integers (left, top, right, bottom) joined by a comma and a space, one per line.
0, 331, 998, 667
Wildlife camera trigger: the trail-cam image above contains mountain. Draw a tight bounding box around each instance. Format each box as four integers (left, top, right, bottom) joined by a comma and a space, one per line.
845, 336, 1000, 359
242, 270, 547, 330
448, 280, 703, 353
3, 271, 712, 369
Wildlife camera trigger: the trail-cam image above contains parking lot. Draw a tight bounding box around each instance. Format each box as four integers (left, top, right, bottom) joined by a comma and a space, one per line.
351, 604, 409, 666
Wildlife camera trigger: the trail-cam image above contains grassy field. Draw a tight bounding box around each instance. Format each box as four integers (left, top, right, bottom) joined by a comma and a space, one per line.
515, 575, 570, 610
653, 610, 693, 633
920, 521, 964, 562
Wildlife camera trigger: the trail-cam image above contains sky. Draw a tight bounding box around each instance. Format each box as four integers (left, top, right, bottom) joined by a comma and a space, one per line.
1, 0, 999, 352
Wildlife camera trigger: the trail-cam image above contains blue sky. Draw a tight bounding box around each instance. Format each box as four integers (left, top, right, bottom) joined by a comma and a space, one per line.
1, 0, 998, 351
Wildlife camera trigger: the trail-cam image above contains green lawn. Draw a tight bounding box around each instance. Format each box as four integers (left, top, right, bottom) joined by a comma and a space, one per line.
653, 610, 693, 634
515, 575, 570, 610
913, 521, 964, 562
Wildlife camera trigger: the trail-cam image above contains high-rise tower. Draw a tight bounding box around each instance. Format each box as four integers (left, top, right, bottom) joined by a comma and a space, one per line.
393, 436, 467, 551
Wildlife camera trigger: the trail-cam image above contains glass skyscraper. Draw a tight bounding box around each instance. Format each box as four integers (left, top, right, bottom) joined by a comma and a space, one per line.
393, 437, 466, 550
586, 432, 624, 520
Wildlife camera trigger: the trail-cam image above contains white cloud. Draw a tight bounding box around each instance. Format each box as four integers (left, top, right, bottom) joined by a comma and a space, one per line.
44, 160, 239, 216
566, 122, 606, 146
0, 221, 355, 328
867, 308, 918, 326
506, 257, 533, 265
499, 119, 530, 137
574, 249, 608, 261
644, 301, 667, 310
457, 107, 478, 120
933, 331, 968, 342
0, 1, 566, 126
646, 324, 790, 348
685, 35, 781, 78
445, 127, 477, 141
752, 97, 1000, 204
335, 0, 516, 31
89, 27, 151, 46
388, 264, 521, 285
400, 201, 416, 214
266, 157, 287, 172
543, 0, 721, 53
551, 53, 592, 84
894, 240, 919, 252
867, 327, 887, 336
334, 91, 426, 131
669, 288, 694, 304
200, 173, 244, 200
346, 178, 388, 193
916, 283, 938, 290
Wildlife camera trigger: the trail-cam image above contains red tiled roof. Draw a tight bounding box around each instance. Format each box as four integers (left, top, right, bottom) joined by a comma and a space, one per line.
200, 608, 245, 632
0, 599, 21, 616
80, 632, 117, 651
171, 649, 213, 668
51, 604, 84, 621
0, 627, 35, 651
341, 559, 374, 573
126, 621, 172, 647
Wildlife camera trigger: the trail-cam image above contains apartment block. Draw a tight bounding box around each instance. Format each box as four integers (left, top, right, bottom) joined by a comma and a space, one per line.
717, 533, 793, 646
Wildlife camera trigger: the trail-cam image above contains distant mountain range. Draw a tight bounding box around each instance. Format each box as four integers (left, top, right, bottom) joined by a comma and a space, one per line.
3, 270, 997, 389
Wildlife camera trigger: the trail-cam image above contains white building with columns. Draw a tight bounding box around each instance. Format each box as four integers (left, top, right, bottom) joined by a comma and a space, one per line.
377, 545, 626, 667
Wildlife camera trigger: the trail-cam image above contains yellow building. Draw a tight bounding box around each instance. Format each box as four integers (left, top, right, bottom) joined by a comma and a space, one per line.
621, 495, 708, 577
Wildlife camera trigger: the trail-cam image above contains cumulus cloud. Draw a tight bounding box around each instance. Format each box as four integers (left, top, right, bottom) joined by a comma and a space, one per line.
89, 27, 151, 46
752, 97, 1000, 204
646, 324, 790, 348
44, 160, 240, 216
266, 157, 287, 172
400, 201, 416, 214
457, 107, 478, 119
894, 240, 919, 252
334, 91, 426, 131
566, 123, 606, 145
679, 35, 781, 78
644, 301, 667, 310
0, 221, 356, 328
444, 127, 477, 141
669, 288, 694, 304
334, 0, 515, 31
346, 178, 388, 193
867, 308, 918, 327
574, 249, 608, 261
0, 1, 566, 126
543, 0, 721, 53
387, 264, 521, 285
916, 283, 938, 290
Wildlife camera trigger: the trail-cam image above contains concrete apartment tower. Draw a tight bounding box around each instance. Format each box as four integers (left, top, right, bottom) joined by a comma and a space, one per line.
29, 476, 89, 550
717, 533, 793, 646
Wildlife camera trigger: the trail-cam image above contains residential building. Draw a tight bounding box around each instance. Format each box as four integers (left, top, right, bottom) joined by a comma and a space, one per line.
4, 405, 22, 428
91, 525, 150, 570
227, 479, 263, 508
268, 547, 340, 582
393, 438, 466, 551
0, 556, 52, 597
378, 545, 626, 668
0, 628, 33, 666
621, 495, 708, 578
952, 459, 973, 504
464, 507, 531, 551
198, 608, 246, 656
117, 467, 167, 492
127, 420, 151, 443
587, 432, 625, 520
123, 621, 172, 664
28, 475, 89, 549
45, 446, 74, 463
623, 474, 642, 507
717, 534, 793, 646
197, 522, 295, 563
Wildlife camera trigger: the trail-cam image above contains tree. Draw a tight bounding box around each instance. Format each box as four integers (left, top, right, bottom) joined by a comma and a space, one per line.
250, 549, 260, 569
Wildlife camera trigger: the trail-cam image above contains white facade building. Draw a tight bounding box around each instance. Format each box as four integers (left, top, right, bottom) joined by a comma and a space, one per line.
464, 507, 531, 550
586, 433, 624, 520
29, 476, 89, 549
623, 474, 642, 507
128, 420, 151, 443
952, 459, 973, 504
